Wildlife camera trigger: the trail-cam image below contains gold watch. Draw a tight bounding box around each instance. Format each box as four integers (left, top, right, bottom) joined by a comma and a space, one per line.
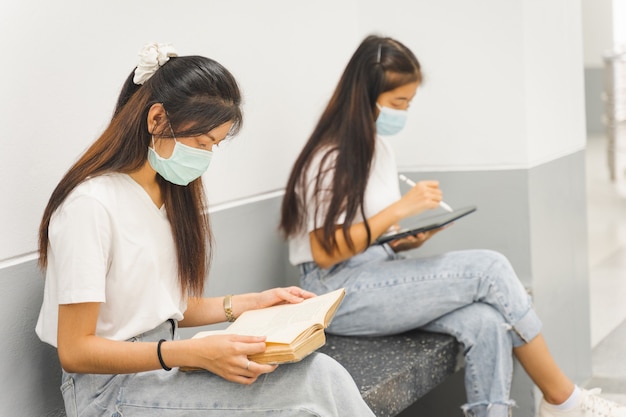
223, 294, 236, 322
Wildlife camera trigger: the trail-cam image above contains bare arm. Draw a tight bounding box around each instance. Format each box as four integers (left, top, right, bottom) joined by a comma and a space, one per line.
310, 180, 444, 269
179, 287, 316, 327
57, 286, 314, 383
57, 302, 183, 374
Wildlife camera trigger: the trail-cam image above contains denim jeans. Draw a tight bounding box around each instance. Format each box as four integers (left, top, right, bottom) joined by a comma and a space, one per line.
299, 245, 543, 417
60, 320, 374, 416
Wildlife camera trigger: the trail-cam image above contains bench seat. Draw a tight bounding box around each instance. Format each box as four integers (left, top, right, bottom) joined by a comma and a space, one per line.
319, 330, 461, 417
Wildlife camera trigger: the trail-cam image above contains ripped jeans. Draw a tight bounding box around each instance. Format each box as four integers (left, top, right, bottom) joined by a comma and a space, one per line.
298, 246, 542, 417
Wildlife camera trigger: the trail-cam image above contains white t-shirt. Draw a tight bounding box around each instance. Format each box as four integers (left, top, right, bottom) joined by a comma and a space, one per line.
36, 173, 187, 347
288, 136, 402, 265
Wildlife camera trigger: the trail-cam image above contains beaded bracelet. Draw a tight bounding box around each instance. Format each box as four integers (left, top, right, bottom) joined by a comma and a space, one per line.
157, 339, 172, 371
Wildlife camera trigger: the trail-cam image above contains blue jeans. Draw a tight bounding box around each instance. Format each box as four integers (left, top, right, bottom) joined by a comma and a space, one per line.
299, 245, 543, 417
60, 320, 374, 416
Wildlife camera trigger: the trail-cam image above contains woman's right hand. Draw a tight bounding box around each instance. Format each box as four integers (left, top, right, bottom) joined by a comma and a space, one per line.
57, 303, 276, 382
396, 180, 443, 218
308, 180, 444, 269
190, 333, 278, 384
388, 226, 448, 252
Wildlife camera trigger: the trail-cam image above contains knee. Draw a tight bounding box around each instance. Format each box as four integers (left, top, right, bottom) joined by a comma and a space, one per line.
476, 249, 513, 273
459, 249, 516, 279
474, 249, 526, 290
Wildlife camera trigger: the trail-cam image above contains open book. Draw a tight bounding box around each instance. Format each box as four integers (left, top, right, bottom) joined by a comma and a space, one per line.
184, 288, 345, 366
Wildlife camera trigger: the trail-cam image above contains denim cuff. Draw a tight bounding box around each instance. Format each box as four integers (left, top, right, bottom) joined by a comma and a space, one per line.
509, 306, 542, 347
462, 400, 514, 417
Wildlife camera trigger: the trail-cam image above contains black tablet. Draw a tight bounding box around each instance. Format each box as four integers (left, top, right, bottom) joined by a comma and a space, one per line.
374, 205, 477, 245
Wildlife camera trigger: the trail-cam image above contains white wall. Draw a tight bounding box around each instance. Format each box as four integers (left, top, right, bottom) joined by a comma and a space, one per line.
582, 0, 614, 66
357, 1, 527, 171
522, 1, 586, 164
1, 0, 586, 268
614, 0, 626, 45
356, 0, 585, 172
0, 0, 361, 262
581, 0, 626, 61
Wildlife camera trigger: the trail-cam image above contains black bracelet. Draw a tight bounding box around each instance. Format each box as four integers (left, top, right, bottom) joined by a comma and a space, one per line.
157, 339, 172, 371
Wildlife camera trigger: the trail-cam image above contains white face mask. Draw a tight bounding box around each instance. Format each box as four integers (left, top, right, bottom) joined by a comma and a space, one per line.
376, 104, 408, 136
147, 137, 213, 186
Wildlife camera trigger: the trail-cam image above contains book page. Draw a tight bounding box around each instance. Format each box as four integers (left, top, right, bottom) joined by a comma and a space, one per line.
190, 289, 341, 343
226, 288, 344, 343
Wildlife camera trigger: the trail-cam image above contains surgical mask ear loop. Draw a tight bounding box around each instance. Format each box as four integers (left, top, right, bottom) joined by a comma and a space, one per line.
152, 111, 178, 156
150, 114, 175, 156
167, 118, 179, 144
149, 115, 172, 152
150, 134, 167, 157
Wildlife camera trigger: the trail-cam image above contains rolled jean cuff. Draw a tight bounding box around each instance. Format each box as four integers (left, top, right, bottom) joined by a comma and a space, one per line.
462, 400, 515, 417
510, 306, 542, 347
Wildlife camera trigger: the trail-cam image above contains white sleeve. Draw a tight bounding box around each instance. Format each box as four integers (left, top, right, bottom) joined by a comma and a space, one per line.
48, 195, 111, 304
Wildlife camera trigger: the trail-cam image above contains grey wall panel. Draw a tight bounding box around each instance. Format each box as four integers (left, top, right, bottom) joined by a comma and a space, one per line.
586, 66, 606, 135
528, 151, 591, 383
205, 197, 289, 296
0, 260, 65, 417
399, 170, 533, 287
400, 150, 590, 416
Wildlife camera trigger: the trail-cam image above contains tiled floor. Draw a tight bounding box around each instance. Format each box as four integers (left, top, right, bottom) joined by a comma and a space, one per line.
585, 134, 626, 403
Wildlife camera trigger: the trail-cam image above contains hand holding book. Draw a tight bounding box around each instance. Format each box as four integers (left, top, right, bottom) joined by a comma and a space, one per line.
183, 288, 345, 369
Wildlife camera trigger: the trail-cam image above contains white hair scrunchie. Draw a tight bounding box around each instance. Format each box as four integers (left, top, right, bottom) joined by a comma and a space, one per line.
133, 42, 178, 85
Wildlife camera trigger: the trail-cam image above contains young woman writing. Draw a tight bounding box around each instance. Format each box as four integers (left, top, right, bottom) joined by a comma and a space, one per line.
36, 42, 374, 417
280, 34, 625, 417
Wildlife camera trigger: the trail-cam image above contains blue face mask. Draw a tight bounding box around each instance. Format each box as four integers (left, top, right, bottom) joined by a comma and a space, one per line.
147, 138, 213, 186
376, 104, 408, 136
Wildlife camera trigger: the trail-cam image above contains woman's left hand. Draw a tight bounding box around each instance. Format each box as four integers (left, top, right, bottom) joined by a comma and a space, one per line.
255, 287, 317, 309
388, 225, 447, 252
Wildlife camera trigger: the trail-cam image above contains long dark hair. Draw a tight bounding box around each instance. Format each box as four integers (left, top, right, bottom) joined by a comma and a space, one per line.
38, 54, 242, 297
280, 35, 421, 253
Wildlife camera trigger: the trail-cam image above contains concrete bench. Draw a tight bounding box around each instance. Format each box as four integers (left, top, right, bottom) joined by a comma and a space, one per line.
319, 330, 461, 417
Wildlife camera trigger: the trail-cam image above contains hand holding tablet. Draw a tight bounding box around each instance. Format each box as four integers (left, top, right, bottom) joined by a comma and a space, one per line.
375, 205, 477, 245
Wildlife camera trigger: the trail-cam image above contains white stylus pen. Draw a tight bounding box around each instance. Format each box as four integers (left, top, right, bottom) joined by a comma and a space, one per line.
398, 174, 454, 213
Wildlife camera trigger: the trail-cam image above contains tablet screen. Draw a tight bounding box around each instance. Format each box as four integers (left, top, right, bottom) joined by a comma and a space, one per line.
375, 205, 477, 245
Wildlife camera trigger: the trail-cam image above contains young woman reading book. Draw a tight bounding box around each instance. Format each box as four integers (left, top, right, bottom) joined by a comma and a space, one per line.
36, 42, 374, 417
279, 34, 626, 417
